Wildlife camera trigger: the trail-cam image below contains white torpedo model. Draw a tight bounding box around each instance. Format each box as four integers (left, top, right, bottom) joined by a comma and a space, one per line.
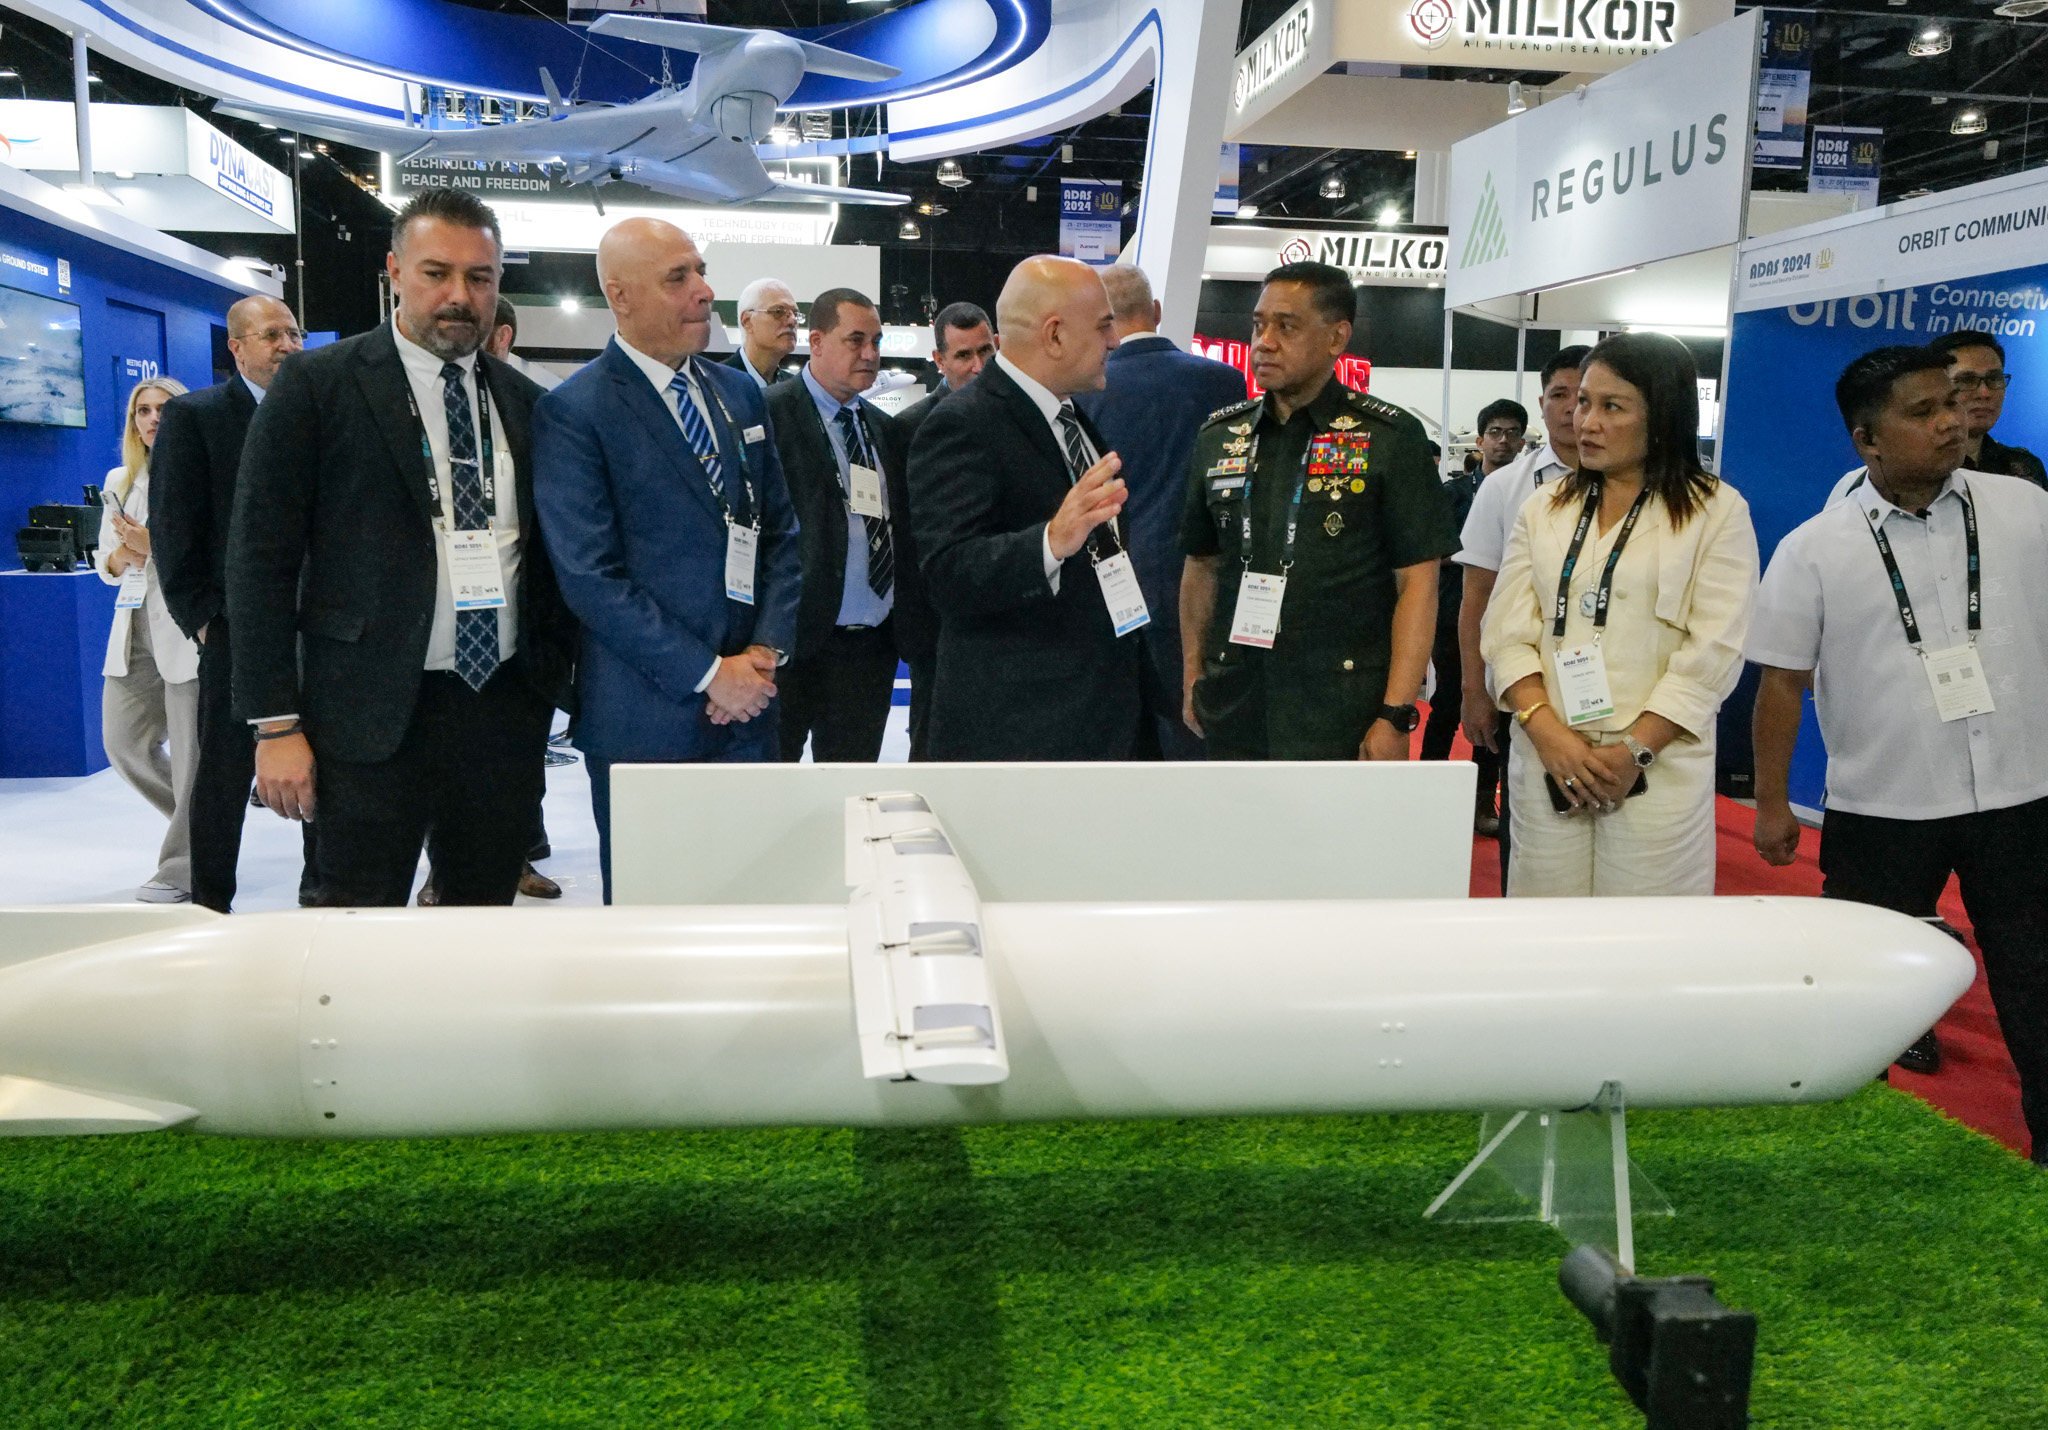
0, 795, 1974, 1140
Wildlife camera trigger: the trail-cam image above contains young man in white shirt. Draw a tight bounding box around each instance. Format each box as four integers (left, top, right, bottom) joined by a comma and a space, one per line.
1749, 344, 2048, 1165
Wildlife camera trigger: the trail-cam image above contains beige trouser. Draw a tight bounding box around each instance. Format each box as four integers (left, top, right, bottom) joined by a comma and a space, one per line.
1505, 722, 1718, 898
102, 610, 199, 892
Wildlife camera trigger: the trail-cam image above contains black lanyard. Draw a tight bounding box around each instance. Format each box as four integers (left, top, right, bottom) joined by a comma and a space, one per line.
1237, 430, 1312, 575
685, 360, 758, 528
404, 367, 496, 523
1551, 481, 1648, 642
1864, 483, 1978, 647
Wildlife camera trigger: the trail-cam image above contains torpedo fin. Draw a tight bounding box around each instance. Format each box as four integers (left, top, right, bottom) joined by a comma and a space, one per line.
0, 1075, 198, 1136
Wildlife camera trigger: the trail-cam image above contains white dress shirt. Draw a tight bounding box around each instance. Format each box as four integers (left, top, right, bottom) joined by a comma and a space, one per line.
1747, 470, 2048, 820
391, 317, 521, 671
1824, 463, 1986, 508
1456, 440, 1572, 572
994, 350, 1100, 591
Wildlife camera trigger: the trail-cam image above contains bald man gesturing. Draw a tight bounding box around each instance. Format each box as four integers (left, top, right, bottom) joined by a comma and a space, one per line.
907, 255, 1151, 760
533, 217, 800, 900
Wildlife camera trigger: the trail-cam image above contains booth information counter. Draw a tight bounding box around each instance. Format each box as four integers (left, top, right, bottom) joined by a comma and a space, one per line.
0, 568, 114, 778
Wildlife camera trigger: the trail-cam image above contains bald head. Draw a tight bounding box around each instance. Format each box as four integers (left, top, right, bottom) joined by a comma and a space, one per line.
224, 295, 301, 389
993, 256, 1116, 399
1097, 264, 1160, 340
598, 217, 714, 367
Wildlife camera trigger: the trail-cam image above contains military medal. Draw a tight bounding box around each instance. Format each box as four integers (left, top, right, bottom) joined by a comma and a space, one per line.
1223, 438, 1251, 456
1229, 422, 1253, 436
1329, 415, 1361, 431
1307, 477, 1323, 492
1350, 479, 1365, 493
1325, 512, 1344, 536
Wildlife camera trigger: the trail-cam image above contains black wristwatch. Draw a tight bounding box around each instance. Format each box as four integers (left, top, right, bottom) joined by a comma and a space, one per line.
1377, 703, 1420, 733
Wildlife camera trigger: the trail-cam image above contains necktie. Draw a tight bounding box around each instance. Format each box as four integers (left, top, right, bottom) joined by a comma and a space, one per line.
1056, 401, 1118, 550
835, 404, 894, 599
440, 361, 500, 692
669, 362, 726, 503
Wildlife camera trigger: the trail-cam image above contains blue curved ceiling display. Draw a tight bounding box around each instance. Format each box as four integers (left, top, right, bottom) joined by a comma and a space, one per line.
184, 0, 1048, 108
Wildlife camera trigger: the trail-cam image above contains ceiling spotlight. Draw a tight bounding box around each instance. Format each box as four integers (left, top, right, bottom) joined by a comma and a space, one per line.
1507, 80, 1527, 116
898, 217, 921, 240
1320, 174, 1346, 200
559, 298, 581, 314
297, 149, 316, 160
936, 158, 969, 188
915, 198, 946, 216
1993, 0, 2048, 15
86, 73, 103, 85
1907, 25, 1952, 57
1377, 204, 1403, 227
1236, 201, 1259, 218
1402, 149, 1417, 160
0, 69, 19, 80
1951, 107, 1988, 135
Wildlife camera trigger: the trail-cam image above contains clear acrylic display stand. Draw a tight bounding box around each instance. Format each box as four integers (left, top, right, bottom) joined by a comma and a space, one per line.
1422, 1081, 1672, 1271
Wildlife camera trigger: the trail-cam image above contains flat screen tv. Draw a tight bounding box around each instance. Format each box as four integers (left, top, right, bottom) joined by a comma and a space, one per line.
0, 282, 87, 429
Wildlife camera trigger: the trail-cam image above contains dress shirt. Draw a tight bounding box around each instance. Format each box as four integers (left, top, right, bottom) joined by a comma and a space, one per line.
1482, 478, 1758, 740
613, 336, 755, 695
1747, 471, 2048, 819
1455, 441, 1572, 572
994, 350, 1099, 592
1825, 463, 1986, 508
736, 349, 778, 390
800, 363, 893, 626
390, 316, 521, 672
241, 374, 267, 405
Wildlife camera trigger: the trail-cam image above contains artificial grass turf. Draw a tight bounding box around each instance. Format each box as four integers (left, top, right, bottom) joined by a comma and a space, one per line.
0, 1084, 2039, 1428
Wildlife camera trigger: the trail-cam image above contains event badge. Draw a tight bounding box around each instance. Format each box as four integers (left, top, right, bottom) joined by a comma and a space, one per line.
114, 565, 147, 610
1092, 551, 1150, 636
744, 425, 766, 444
1229, 571, 1286, 648
1555, 643, 1616, 725
445, 530, 508, 610
847, 463, 886, 519
1922, 643, 1995, 722
725, 521, 758, 604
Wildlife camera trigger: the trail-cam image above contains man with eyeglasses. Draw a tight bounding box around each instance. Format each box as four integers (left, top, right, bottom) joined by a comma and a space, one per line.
725, 278, 800, 389
1932, 329, 2045, 489
152, 294, 318, 912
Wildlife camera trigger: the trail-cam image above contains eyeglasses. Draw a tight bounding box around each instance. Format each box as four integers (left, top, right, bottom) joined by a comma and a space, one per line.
235, 326, 305, 345
1481, 425, 1524, 440
749, 305, 803, 323
1951, 371, 2010, 393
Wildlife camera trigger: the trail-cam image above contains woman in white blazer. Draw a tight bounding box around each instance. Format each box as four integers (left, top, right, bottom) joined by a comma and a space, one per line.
97, 376, 199, 903
1482, 332, 1758, 897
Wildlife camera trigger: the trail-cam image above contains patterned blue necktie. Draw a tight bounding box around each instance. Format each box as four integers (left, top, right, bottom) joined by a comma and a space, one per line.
669, 362, 726, 504
835, 404, 894, 598
441, 361, 500, 692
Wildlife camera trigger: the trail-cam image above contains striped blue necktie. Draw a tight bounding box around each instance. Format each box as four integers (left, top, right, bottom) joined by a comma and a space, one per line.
441, 361, 499, 692
669, 363, 725, 503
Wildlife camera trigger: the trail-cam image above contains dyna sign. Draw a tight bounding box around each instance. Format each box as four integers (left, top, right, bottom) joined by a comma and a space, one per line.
1233, 2, 1316, 113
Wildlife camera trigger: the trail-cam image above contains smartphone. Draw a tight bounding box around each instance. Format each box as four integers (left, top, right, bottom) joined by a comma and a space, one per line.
1544, 770, 1648, 813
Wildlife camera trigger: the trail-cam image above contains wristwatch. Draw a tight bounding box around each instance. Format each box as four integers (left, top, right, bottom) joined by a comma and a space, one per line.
1620, 733, 1657, 768
1377, 703, 1421, 733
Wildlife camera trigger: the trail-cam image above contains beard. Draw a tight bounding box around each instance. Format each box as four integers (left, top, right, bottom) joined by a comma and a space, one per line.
405, 304, 484, 360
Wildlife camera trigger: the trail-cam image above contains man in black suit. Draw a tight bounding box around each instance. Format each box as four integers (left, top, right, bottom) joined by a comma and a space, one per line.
909, 256, 1147, 761
1075, 265, 1246, 760
229, 187, 573, 906
723, 277, 799, 389
894, 301, 995, 761
150, 293, 317, 912
765, 287, 905, 762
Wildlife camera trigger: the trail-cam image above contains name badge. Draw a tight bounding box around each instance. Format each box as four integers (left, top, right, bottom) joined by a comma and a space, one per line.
114, 565, 147, 610
1922, 643, 1995, 722
445, 530, 508, 610
1555, 642, 1616, 725
1208, 474, 1247, 495
1092, 551, 1150, 636
744, 425, 766, 444
1229, 571, 1286, 648
847, 463, 886, 519
725, 521, 759, 604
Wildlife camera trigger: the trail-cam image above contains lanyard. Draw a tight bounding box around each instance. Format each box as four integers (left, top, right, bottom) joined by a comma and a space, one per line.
1863, 483, 1978, 647
1237, 429, 1313, 575
1551, 481, 1648, 643
689, 361, 758, 528
404, 367, 496, 524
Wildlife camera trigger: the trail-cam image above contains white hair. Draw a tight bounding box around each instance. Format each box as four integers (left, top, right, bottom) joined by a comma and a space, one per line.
736, 277, 794, 316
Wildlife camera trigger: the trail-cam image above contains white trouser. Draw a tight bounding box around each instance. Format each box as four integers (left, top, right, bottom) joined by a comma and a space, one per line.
1505, 722, 1717, 898
101, 609, 200, 891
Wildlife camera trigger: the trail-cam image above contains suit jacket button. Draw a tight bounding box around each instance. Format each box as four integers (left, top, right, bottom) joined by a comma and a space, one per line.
1342, 659, 1355, 671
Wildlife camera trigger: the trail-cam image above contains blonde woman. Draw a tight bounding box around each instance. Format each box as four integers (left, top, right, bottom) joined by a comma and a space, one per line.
1482, 332, 1758, 897
97, 376, 200, 902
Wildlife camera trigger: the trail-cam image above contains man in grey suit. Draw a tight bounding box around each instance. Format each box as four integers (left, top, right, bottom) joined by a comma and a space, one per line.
1075, 264, 1246, 759
724, 277, 799, 389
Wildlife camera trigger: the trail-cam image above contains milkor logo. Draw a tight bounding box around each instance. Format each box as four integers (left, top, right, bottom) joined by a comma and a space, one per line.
1460, 173, 1508, 268
1407, 0, 1457, 49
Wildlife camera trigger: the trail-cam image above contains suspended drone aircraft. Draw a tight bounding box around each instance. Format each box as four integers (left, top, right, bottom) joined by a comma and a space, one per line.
234, 17, 909, 210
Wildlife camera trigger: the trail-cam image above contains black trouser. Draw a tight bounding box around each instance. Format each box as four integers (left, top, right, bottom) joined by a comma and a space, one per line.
777, 623, 898, 763
312, 667, 551, 907
1419, 610, 1503, 811
188, 619, 318, 912
906, 653, 937, 763
1821, 798, 2048, 1151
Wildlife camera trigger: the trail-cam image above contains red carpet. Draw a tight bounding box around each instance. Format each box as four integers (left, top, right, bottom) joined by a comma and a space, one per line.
1429, 719, 2030, 1158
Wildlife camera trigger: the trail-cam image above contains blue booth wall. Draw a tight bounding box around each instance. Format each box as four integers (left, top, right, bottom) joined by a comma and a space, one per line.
1722, 258, 2048, 811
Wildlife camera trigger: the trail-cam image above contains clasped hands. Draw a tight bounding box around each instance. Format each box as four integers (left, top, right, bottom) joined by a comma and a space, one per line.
706, 644, 779, 725
1529, 716, 1639, 812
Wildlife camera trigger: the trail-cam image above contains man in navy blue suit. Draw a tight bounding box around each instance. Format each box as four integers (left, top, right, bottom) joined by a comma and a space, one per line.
1074, 264, 1246, 759
533, 218, 801, 900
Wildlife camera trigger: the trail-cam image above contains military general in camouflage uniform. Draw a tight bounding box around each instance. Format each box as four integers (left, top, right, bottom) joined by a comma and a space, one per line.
1178, 262, 1458, 761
